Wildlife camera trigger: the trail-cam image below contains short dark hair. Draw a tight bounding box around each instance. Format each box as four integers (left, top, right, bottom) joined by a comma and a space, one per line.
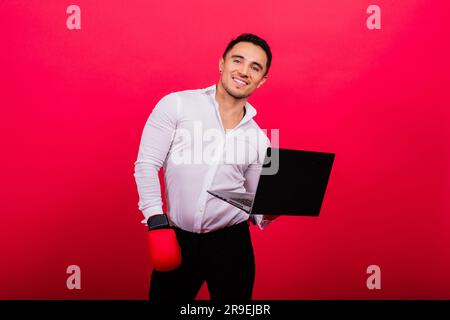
222, 33, 272, 75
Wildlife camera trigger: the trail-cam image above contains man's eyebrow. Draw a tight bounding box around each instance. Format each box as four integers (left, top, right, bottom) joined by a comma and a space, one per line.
230, 55, 264, 70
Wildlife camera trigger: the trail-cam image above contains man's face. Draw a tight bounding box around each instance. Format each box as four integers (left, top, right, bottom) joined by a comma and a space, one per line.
219, 41, 268, 100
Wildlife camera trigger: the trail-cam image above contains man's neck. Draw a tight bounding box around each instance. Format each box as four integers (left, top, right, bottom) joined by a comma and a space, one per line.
215, 83, 246, 118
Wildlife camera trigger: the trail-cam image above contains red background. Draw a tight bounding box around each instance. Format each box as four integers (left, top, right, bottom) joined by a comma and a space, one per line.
1, 0, 449, 299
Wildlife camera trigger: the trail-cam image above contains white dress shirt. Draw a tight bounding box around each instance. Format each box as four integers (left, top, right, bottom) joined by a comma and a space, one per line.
134, 84, 272, 233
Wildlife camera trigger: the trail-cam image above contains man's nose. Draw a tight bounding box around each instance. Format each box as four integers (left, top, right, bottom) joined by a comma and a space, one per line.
238, 64, 250, 77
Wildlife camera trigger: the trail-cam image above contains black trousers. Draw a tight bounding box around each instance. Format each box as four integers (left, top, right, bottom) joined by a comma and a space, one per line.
149, 221, 255, 302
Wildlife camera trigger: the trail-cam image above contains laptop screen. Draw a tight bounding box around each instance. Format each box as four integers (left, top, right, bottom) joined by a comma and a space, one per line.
250, 148, 335, 216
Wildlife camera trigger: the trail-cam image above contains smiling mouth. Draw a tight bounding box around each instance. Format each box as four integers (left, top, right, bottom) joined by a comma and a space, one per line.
232, 77, 248, 88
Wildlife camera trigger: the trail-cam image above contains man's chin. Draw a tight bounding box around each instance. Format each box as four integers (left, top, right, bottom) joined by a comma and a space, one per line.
227, 87, 251, 100
231, 93, 248, 99
220, 79, 253, 99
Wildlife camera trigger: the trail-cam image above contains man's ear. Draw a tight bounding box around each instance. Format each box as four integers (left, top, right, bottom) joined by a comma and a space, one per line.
256, 76, 267, 88
218, 58, 224, 73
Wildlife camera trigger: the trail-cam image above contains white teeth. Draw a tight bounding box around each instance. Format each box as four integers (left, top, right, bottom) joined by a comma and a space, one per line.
233, 78, 247, 86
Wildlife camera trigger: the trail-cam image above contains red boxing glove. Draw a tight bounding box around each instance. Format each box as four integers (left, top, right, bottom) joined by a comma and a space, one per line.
147, 214, 182, 272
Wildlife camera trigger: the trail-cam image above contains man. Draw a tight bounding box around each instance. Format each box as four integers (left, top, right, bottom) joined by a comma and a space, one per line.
134, 33, 276, 302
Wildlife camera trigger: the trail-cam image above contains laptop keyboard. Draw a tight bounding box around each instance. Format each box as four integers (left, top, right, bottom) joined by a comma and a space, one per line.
230, 198, 253, 207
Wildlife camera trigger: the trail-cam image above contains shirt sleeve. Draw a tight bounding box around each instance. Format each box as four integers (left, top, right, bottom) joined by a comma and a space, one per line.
133, 93, 179, 225
244, 136, 272, 230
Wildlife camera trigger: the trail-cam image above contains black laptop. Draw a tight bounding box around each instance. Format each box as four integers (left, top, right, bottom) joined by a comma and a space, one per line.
207, 148, 335, 216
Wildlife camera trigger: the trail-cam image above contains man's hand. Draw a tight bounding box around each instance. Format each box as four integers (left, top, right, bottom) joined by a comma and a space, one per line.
147, 214, 182, 271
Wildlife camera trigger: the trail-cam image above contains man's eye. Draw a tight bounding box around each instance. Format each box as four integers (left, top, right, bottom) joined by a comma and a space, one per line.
252, 66, 261, 72
234, 60, 241, 63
